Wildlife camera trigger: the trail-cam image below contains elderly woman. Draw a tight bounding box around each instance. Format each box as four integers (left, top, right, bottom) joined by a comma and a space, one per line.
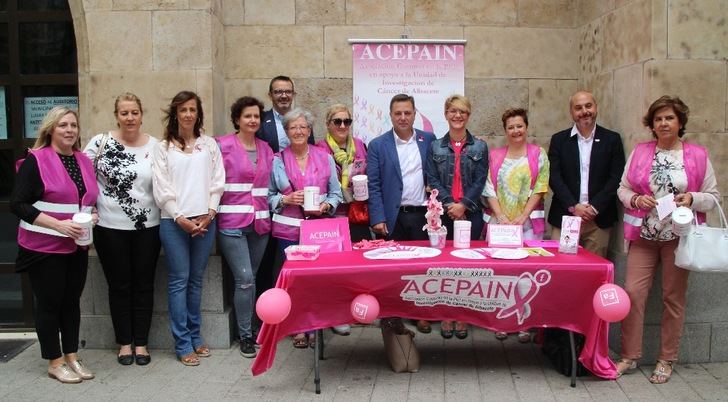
216, 97, 273, 358
84, 93, 160, 366
152, 91, 225, 366
615, 96, 719, 384
316, 104, 368, 336
426, 94, 488, 340
482, 108, 549, 343
268, 107, 342, 348
11, 107, 99, 383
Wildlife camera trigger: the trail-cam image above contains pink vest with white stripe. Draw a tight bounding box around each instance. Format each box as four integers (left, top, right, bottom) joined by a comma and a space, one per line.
216, 134, 272, 234
17, 147, 99, 254
622, 141, 707, 240
484, 143, 545, 234
272, 146, 331, 241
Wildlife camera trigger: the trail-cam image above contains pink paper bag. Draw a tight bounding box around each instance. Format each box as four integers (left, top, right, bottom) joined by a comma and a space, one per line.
299, 217, 352, 253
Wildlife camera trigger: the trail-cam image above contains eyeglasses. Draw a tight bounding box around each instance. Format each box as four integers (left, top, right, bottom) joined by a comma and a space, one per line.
287, 125, 309, 132
271, 89, 295, 96
330, 118, 353, 127
447, 109, 469, 116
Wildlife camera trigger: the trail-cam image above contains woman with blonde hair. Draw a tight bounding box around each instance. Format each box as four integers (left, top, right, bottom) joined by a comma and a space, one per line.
84, 93, 160, 366
11, 106, 99, 383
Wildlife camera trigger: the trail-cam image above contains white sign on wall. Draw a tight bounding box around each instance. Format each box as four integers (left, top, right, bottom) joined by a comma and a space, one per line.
24, 96, 78, 138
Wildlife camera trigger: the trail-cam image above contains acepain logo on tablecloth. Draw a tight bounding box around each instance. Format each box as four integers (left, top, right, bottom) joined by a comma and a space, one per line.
399, 268, 552, 325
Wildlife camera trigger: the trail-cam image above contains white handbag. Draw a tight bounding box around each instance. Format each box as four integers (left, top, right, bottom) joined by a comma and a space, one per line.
675, 194, 728, 273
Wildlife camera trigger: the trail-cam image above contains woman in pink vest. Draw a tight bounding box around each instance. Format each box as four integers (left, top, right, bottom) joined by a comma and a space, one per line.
268, 108, 343, 348
216, 97, 273, 358
316, 104, 369, 242
482, 108, 549, 343
11, 107, 99, 383
615, 96, 720, 384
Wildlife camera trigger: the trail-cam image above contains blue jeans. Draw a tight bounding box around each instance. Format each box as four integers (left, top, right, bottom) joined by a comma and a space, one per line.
218, 226, 269, 340
160, 218, 216, 357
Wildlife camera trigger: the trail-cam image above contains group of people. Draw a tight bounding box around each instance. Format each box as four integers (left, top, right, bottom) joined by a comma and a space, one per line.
10, 73, 720, 386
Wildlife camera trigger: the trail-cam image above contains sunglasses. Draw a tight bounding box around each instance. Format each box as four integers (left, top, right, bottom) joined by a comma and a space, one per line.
330, 118, 353, 127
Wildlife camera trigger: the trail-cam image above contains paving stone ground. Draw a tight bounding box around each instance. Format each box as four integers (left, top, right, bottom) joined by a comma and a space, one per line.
1, 325, 727, 401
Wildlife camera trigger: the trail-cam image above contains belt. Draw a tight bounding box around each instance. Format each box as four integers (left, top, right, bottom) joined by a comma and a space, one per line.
399, 205, 427, 213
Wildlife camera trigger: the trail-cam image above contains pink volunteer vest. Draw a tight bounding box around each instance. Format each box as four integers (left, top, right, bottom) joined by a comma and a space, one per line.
17, 147, 99, 254
483, 143, 545, 234
216, 134, 273, 234
622, 141, 707, 240
272, 146, 332, 241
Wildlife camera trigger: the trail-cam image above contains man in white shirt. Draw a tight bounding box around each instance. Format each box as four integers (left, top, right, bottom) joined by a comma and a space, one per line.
367, 94, 435, 241
547, 91, 625, 257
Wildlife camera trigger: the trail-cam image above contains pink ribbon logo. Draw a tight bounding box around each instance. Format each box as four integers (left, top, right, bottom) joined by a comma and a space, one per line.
496, 270, 551, 324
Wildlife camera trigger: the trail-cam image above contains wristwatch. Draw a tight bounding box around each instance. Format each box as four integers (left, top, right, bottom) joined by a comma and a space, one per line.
568, 205, 576, 214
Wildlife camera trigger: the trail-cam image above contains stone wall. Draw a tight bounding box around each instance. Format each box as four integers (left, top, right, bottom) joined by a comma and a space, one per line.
71, 1, 728, 361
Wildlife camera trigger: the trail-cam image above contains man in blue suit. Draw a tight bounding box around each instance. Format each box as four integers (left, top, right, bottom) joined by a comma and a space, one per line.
367, 94, 435, 241
256, 75, 314, 152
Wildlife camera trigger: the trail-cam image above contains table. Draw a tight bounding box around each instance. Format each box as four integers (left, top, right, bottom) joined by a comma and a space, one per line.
252, 241, 618, 383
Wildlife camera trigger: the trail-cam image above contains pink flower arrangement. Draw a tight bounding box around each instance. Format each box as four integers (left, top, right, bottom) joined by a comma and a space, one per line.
422, 188, 444, 232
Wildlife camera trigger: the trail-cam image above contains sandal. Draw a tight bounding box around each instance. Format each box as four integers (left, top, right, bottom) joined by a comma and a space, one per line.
179, 353, 199, 366
517, 331, 531, 343
454, 322, 468, 340
194, 345, 211, 358
649, 360, 673, 384
292, 334, 308, 349
494, 331, 508, 341
615, 358, 637, 377
440, 321, 454, 339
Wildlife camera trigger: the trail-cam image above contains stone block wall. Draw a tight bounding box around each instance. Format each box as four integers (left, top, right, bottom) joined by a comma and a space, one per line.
71, 0, 728, 361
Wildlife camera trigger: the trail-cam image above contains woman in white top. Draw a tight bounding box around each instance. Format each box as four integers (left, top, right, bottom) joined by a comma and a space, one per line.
84, 93, 160, 366
152, 91, 225, 366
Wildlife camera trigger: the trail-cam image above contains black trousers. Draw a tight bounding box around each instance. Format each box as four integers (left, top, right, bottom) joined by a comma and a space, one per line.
94, 225, 161, 346
390, 210, 429, 241
27, 249, 88, 360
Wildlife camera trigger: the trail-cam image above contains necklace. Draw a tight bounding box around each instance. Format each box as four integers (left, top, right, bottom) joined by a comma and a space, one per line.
295, 151, 308, 160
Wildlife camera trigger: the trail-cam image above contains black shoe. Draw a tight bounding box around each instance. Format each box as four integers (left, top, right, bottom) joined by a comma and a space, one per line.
117, 354, 134, 366
240, 338, 257, 358
135, 354, 151, 366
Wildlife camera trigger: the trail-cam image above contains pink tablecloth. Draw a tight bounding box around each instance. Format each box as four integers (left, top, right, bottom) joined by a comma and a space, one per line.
252, 241, 618, 379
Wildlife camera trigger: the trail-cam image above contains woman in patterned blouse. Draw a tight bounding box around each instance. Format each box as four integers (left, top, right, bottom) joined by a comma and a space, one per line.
84, 93, 160, 366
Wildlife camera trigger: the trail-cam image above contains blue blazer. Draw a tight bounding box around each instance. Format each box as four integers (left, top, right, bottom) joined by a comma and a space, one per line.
256, 109, 314, 153
366, 128, 435, 232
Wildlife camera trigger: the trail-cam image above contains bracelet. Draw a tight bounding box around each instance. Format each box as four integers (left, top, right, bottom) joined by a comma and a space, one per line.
630, 194, 639, 208
208, 213, 215, 221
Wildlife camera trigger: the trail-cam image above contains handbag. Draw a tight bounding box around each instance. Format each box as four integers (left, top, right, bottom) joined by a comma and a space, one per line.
381, 319, 420, 373
675, 194, 728, 273
347, 200, 369, 225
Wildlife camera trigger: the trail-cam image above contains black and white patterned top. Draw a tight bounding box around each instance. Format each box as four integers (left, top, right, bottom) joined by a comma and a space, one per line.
84, 132, 160, 230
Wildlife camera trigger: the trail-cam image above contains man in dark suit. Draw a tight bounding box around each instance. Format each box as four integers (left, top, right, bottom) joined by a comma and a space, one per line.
548, 91, 625, 257
367, 94, 435, 241
256, 75, 314, 152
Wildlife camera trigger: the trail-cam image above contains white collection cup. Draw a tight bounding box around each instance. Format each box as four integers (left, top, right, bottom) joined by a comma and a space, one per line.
72, 212, 93, 246
351, 175, 368, 201
672, 206, 694, 236
303, 186, 321, 211
453, 220, 472, 249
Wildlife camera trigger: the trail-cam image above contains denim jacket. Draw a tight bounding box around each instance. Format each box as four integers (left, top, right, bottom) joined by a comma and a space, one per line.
426, 131, 489, 212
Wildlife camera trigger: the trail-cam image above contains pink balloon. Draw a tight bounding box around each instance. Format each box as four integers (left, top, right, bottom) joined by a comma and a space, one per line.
256, 288, 291, 324
350, 294, 380, 324
592, 284, 631, 323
